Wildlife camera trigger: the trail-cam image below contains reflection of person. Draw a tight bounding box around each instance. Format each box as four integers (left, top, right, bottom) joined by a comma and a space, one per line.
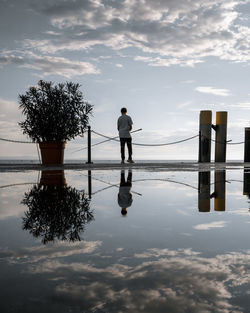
118, 170, 133, 215
117, 107, 134, 164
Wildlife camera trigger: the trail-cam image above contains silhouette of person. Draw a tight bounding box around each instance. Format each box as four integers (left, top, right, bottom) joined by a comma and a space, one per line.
118, 169, 133, 215
117, 107, 134, 164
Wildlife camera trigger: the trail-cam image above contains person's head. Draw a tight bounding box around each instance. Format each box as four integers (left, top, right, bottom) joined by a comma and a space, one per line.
121, 107, 127, 115
121, 208, 127, 216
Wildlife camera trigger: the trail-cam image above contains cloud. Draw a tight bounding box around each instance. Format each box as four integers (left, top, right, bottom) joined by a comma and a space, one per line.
0, 54, 99, 78
195, 86, 232, 96
229, 102, 250, 110
193, 221, 228, 230
20, 0, 250, 67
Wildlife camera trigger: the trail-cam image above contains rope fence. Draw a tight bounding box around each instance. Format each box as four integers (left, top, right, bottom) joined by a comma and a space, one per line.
91, 130, 199, 147
0, 133, 246, 149
0, 119, 249, 164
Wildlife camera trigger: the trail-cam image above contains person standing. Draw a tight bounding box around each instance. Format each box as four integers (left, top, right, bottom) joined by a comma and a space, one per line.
117, 107, 134, 164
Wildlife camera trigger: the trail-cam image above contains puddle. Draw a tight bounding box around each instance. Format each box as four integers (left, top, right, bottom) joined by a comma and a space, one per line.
1, 168, 250, 312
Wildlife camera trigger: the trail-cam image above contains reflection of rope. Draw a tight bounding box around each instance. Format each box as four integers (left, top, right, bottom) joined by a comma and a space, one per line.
0, 182, 37, 189
86, 175, 198, 196
92, 130, 199, 147
81, 173, 142, 196
133, 178, 198, 190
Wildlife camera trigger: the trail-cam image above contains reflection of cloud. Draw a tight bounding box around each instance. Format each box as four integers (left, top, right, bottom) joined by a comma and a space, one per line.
3, 243, 250, 312
193, 221, 228, 230
228, 208, 250, 216
1, 240, 102, 264
43, 248, 249, 312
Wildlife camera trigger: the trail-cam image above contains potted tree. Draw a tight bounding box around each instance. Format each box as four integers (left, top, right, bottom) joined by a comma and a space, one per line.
19, 80, 93, 164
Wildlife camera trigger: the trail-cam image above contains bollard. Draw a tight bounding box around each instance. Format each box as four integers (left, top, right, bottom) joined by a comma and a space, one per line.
88, 170, 92, 199
86, 126, 93, 164
214, 170, 226, 211
199, 110, 212, 162
215, 111, 227, 162
198, 171, 211, 212
244, 128, 250, 162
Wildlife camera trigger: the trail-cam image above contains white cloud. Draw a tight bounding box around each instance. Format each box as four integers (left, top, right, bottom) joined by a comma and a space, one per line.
229, 102, 250, 109
21, 0, 250, 67
0, 54, 100, 78
195, 86, 232, 96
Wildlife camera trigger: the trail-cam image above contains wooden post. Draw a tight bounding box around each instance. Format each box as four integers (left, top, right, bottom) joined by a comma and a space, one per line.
214, 170, 226, 211
199, 110, 212, 162
215, 112, 227, 162
86, 126, 93, 164
88, 170, 92, 199
244, 128, 250, 162
198, 171, 210, 212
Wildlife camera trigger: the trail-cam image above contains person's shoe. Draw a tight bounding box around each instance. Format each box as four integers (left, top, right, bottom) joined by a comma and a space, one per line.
121, 160, 125, 164
127, 159, 135, 163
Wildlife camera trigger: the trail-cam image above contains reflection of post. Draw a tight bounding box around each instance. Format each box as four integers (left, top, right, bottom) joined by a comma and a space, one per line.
198, 172, 210, 212
243, 168, 250, 196
214, 171, 226, 211
88, 170, 92, 199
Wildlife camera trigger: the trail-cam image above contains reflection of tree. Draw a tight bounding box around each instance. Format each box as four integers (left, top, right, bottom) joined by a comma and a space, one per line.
22, 184, 93, 244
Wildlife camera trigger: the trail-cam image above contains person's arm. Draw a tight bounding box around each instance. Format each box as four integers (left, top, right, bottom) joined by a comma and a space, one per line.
129, 117, 133, 131
117, 119, 119, 131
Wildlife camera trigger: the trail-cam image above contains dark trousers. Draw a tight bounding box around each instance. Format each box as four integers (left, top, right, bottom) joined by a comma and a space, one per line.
120, 138, 132, 161
120, 170, 132, 187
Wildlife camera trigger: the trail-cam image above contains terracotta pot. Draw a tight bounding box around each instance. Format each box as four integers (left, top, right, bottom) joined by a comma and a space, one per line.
39, 142, 66, 165
40, 170, 66, 186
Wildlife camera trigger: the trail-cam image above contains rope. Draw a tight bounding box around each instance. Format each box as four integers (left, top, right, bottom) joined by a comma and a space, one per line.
201, 134, 244, 145
227, 141, 245, 145
92, 130, 199, 147
0, 137, 35, 144
73, 128, 142, 153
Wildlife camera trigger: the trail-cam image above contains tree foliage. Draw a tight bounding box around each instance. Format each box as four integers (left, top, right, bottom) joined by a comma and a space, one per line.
19, 80, 93, 142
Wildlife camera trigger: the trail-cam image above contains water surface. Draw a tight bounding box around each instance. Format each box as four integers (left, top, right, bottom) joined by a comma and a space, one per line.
1, 168, 250, 312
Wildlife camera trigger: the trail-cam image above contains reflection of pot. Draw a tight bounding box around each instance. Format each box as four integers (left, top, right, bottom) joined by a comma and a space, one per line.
21, 170, 93, 244
40, 170, 66, 186
39, 142, 65, 165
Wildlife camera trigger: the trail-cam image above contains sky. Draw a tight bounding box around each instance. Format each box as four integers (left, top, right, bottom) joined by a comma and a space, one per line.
1, 0, 250, 160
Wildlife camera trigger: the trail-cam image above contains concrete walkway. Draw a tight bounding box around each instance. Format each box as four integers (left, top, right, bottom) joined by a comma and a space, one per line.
1, 161, 250, 172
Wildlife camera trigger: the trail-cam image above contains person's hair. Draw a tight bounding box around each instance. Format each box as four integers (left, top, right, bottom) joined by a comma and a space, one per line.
121, 107, 127, 113
121, 208, 127, 215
